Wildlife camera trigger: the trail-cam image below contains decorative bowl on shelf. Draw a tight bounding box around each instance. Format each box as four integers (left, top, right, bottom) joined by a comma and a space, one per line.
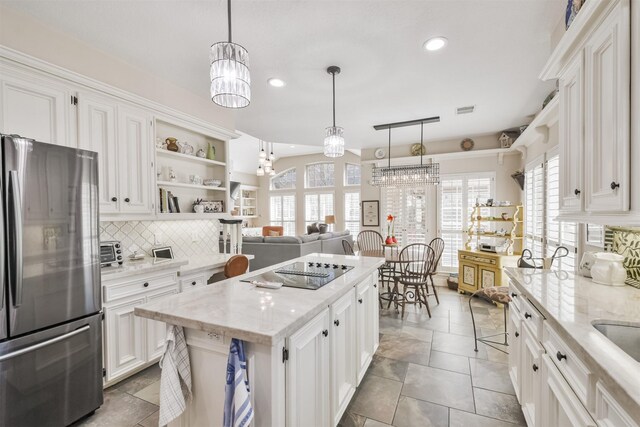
203, 179, 222, 187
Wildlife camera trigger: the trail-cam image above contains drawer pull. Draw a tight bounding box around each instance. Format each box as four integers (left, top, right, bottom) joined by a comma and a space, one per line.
334, 319, 340, 326
514, 331, 519, 338
574, 188, 581, 196
322, 329, 329, 337
373, 283, 377, 288
192, 281, 197, 286
111, 197, 117, 202
556, 351, 567, 362
532, 364, 538, 372
124, 197, 130, 203
143, 282, 149, 287
511, 292, 517, 297
524, 312, 532, 319
358, 298, 363, 304
610, 181, 620, 190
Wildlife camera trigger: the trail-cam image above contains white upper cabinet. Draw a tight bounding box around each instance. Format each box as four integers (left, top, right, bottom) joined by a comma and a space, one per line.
583, 1, 630, 212
117, 104, 153, 214
78, 91, 119, 214
0, 71, 74, 147
559, 52, 584, 213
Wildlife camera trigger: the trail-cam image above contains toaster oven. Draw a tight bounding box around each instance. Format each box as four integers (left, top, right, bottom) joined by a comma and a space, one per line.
100, 241, 123, 267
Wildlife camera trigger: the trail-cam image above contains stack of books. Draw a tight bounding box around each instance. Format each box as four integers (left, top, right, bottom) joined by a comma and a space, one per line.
159, 188, 181, 213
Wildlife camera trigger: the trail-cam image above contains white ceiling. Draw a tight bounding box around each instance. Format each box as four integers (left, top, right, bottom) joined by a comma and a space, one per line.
3, 0, 565, 150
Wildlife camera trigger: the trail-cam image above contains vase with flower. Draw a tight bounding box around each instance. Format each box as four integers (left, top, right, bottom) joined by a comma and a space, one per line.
385, 214, 395, 244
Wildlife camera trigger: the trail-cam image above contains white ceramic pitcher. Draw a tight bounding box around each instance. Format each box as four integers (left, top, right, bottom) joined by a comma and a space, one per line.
590, 253, 627, 286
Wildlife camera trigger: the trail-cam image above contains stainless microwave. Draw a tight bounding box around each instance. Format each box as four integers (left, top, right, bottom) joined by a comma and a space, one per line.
100, 241, 123, 267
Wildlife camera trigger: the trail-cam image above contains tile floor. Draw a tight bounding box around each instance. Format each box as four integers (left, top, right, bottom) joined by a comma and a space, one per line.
74, 280, 525, 427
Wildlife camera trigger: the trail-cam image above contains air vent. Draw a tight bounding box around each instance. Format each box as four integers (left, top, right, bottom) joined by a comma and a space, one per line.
456, 105, 475, 115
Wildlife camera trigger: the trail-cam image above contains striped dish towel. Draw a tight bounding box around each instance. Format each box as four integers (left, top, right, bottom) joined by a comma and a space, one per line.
159, 325, 192, 426
223, 339, 254, 427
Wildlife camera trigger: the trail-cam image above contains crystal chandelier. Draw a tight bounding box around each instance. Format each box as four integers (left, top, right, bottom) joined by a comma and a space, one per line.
210, 0, 250, 108
324, 66, 345, 158
371, 121, 441, 187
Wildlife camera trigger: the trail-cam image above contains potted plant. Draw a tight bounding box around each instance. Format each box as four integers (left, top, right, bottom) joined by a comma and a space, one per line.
385, 214, 395, 244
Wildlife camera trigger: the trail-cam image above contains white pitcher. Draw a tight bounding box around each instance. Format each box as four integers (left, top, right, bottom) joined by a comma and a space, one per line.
590, 253, 627, 286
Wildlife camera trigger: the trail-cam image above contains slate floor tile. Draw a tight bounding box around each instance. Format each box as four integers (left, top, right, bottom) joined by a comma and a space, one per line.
349, 374, 402, 424
392, 395, 448, 427
469, 359, 516, 395
428, 350, 470, 375
368, 355, 409, 382
401, 364, 474, 412
449, 408, 525, 427
473, 387, 526, 425
431, 331, 488, 359
377, 334, 431, 366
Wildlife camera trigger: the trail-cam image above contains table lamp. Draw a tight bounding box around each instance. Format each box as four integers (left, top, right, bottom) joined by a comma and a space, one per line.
325, 215, 336, 231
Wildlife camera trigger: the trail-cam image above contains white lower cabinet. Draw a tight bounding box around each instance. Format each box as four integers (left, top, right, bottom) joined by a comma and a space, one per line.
286, 308, 331, 427
330, 288, 356, 426
541, 355, 596, 427
356, 277, 375, 384
520, 322, 543, 427
508, 300, 522, 401
102, 270, 179, 385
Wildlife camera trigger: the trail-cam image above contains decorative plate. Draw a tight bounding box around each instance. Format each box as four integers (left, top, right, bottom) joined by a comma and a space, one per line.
410, 143, 426, 156
374, 148, 385, 159
460, 138, 474, 151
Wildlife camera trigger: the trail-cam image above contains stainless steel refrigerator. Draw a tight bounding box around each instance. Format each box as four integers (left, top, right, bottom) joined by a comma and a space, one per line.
0, 135, 103, 426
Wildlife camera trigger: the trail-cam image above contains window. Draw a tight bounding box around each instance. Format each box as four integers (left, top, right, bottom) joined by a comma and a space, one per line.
344, 192, 360, 237
586, 224, 604, 247
383, 187, 428, 246
524, 153, 577, 271
344, 163, 361, 186
305, 193, 334, 228
305, 163, 335, 188
270, 168, 296, 190
270, 194, 296, 236
439, 174, 495, 269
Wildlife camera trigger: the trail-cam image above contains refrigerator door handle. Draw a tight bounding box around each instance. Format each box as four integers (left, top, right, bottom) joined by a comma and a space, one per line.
7, 170, 23, 307
0, 325, 90, 362
0, 170, 4, 311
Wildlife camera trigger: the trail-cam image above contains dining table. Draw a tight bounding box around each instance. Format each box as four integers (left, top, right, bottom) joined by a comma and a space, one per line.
356, 249, 409, 308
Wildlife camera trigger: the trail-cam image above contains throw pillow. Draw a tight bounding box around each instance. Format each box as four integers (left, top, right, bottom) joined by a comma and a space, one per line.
318, 223, 328, 234
268, 230, 280, 237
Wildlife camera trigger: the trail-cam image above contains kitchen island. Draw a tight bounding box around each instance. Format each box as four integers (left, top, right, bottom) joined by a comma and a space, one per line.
135, 253, 384, 427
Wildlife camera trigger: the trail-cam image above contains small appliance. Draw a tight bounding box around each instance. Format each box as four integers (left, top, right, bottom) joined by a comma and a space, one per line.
479, 243, 497, 253
100, 240, 123, 267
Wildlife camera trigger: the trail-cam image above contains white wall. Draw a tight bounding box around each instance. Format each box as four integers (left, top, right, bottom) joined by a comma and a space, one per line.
257, 151, 361, 235
0, 5, 234, 131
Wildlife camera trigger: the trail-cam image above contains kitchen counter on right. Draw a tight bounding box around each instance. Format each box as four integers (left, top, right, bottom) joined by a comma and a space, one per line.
505, 267, 640, 424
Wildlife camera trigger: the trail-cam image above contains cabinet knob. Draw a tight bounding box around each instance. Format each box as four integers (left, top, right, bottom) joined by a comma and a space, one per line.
373, 284, 377, 288
322, 329, 329, 337
124, 198, 130, 203
532, 364, 538, 372
111, 197, 117, 202
334, 319, 340, 327
143, 282, 149, 287
610, 181, 620, 190
514, 331, 520, 338
556, 351, 567, 362
511, 292, 517, 298
524, 312, 532, 319
192, 281, 196, 286
358, 298, 363, 304
574, 189, 581, 196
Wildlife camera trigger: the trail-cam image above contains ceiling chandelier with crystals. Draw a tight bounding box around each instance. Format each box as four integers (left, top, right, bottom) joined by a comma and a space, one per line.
371, 117, 441, 187
210, 0, 250, 108
324, 66, 345, 158
256, 140, 276, 176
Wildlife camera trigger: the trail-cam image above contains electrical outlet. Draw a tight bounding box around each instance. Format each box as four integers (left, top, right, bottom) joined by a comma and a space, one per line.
191, 232, 200, 243
154, 233, 163, 245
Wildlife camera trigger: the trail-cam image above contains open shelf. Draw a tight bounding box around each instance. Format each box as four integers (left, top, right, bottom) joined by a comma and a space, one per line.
155, 148, 226, 167
157, 181, 226, 192
155, 213, 230, 220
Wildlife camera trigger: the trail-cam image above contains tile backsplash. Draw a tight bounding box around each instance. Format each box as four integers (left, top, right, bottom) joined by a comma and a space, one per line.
605, 226, 640, 289
100, 220, 220, 259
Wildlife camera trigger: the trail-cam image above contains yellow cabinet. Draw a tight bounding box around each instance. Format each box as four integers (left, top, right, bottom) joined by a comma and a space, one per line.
457, 249, 519, 294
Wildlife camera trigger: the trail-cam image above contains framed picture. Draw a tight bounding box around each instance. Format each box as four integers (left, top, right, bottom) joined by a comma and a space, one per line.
202, 200, 224, 213
361, 200, 380, 227
152, 246, 174, 260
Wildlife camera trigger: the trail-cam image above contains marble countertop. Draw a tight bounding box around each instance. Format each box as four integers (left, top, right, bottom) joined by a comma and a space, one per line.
135, 253, 385, 346
179, 253, 255, 275
505, 268, 640, 415
101, 258, 188, 281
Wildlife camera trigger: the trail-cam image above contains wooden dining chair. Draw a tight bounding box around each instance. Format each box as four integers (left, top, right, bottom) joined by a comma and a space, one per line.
426, 237, 445, 304
224, 255, 249, 278
357, 230, 395, 291
342, 239, 355, 255
389, 243, 436, 318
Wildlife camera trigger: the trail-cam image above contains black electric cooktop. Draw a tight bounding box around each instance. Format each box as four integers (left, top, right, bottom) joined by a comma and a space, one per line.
241, 261, 354, 290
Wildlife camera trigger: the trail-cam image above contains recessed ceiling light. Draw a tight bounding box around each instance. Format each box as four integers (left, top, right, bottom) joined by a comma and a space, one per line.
423, 37, 448, 52
268, 78, 286, 87
290, 145, 295, 148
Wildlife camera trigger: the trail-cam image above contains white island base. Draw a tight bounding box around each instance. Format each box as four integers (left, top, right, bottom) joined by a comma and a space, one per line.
135, 254, 383, 427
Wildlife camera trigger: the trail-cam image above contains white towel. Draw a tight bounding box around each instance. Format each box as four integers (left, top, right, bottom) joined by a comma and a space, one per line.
223, 339, 254, 427
159, 325, 192, 427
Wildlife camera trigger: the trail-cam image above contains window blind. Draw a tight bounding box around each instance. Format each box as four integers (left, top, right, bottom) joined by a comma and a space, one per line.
305, 193, 334, 227
382, 187, 427, 246
344, 192, 360, 237
525, 162, 544, 258
270, 194, 296, 235
345, 163, 361, 186
305, 163, 335, 188
270, 168, 296, 190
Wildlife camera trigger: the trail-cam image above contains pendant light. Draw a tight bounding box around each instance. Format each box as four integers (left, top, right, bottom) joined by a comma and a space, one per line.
256, 140, 264, 176
324, 66, 345, 158
371, 117, 441, 187
269, 142, 276, 161
210, 0, 251, 108
259, 140, 266, 162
